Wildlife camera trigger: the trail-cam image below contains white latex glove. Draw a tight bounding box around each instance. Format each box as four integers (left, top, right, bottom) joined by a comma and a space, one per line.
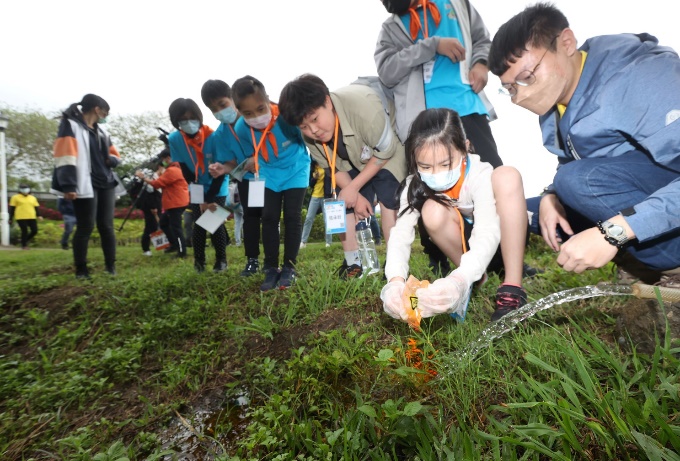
416, 272, 470, 318
380, 280, 406, 321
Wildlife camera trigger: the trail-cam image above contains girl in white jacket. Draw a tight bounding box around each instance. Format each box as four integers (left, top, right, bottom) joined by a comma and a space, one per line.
381, 108, 528, 322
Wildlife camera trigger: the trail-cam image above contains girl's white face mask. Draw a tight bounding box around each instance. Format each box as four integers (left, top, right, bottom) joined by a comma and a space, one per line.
245, 111, 272, 130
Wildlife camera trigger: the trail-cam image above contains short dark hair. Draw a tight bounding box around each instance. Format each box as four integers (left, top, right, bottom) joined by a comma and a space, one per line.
232, 76, 268, 110
201, 79, 233, 107
488, 2, 569, 77
279, 74, 330, 126
380, 0, 411, 15
168, 98, 203, 129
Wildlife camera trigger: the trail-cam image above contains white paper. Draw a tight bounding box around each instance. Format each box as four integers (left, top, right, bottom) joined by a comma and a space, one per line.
248, 180, 265, 207
189, 183, 204, 204
195, 205, 231, 234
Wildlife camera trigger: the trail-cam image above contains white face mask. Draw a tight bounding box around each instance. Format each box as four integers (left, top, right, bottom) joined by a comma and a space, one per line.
245, 112, 272, 130
419, 157, 463, 192
20, 188, 30, 195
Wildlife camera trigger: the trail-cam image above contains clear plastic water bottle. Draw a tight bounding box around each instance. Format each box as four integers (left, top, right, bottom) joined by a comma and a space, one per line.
356, 219, 381, 275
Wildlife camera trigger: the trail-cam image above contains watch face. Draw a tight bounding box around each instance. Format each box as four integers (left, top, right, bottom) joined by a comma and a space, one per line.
608, 225, 624, 237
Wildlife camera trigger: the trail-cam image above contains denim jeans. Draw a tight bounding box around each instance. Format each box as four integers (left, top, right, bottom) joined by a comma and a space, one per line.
301, 196, 332, 245
73, 187, 116, 270
60, 214, 77, 247
232, 204, 244, 245
528, 151, 680, 270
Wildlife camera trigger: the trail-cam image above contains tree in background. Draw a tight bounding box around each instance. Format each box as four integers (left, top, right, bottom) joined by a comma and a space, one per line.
108, 111, 170, 172
0, 106, 59, 185
0, 106, 171, 189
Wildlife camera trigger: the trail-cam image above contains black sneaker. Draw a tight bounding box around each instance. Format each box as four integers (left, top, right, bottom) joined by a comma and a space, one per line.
491, 284, 527, 322
195, 261, 206, 273
260, 267, 281, 292
338, 261, 363, 280
278, 266, 296, 290
75, 265, 90, 280
240, 258, 259, 277
61, 243, 69, 250
164, 246, 178, 254
105, 264, 116, 276
213, 260, 227, 273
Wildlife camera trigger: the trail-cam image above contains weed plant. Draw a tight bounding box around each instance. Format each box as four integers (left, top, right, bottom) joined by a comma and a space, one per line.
1, 234, 677, 460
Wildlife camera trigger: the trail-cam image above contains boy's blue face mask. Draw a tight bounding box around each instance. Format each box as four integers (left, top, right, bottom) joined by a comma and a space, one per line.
214, 106, 238, 125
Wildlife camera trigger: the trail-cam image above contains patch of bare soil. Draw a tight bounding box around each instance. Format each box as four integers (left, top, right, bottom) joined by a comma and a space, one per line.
613, 298, 680, 354
243, 306, 374, 361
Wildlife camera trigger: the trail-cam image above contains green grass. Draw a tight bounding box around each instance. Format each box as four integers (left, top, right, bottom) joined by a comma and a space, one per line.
1, 228, 678, 461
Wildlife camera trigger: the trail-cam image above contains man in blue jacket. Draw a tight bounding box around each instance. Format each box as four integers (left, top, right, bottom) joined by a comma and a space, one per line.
488, 2, 680, 278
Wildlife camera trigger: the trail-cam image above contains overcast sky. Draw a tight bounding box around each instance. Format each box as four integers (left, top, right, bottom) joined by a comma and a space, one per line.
2, 0, 678, 196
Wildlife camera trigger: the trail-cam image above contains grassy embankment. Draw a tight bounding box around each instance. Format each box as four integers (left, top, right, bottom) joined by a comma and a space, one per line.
1, 217, 679, 460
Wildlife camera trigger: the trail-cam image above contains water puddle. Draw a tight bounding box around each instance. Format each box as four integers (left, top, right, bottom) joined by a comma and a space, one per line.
438, 284, 633, 376
158, 390, 250, 459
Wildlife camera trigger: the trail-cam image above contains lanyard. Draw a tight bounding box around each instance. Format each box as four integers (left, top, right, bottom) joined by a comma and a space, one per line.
228, 124, 239, 142
181, 135, 204, 181
321, 115, 340, 199
249, 117, 277, 178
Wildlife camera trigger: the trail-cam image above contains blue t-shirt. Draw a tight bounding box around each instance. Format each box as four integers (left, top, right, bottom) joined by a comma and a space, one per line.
401, 0, 487, 116
233, 114, 310, 193
168, 129, 229, 197
211, 120, 255, 181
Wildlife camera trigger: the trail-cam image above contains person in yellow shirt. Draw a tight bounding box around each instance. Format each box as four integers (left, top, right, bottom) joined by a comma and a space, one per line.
9, 184, 41, 249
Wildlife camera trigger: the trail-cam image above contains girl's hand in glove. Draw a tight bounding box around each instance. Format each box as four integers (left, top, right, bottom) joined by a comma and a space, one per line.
416, 272, 469, 318
380, 280, 406, 321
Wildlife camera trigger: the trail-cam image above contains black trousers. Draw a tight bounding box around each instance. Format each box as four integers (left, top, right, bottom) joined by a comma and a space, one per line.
141, 208, 159, 252
190, 196, 229, 264
159, 207, 186, 255
17, 219, 38, 247
261, 187, 306, 269
237, 180, 263, 260
73, 187, 116, 270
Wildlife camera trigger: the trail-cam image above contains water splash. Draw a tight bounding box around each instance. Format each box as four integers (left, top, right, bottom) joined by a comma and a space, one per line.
438, 284, 633, 376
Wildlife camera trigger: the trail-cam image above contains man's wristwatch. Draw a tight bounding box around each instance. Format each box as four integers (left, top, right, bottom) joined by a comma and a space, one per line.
596, 220, 629, 249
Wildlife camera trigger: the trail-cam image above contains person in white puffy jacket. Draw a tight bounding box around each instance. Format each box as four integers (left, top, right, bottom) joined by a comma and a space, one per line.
382, 108, 529, 322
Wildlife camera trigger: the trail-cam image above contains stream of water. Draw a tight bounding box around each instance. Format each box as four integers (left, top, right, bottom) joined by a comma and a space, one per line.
438, 284, 633, 376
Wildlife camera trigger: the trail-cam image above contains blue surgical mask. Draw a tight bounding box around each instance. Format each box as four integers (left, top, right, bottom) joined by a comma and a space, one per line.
419, 158, 463, 192
179, 120, 201, 135
98, 117, 108, 124
214, 106, 238, 125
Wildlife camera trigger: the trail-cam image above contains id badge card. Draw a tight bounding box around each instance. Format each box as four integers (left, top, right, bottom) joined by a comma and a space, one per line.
423, 59, 435, 84
189, 183, 204, 204
248, 179, 265, 208
324, 199, 346, 234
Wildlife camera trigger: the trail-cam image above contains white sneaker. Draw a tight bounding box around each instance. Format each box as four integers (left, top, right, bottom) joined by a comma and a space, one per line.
300, 242, 306, 249
325, 243, 331, 247
143, 251, 152, 256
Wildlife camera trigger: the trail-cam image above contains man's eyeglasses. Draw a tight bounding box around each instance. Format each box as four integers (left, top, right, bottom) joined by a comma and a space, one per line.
498, 36, 559, 97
